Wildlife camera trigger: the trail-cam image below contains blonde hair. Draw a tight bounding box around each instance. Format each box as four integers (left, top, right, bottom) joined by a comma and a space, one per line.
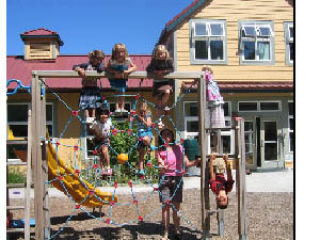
202, 66, 213, 74
111, 43, 129, 61
137, 101, 151, 115
89, 50, 105, 59
152, 44, 170, 60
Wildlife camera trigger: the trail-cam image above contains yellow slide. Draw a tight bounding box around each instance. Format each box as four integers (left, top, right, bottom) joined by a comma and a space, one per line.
47, 140, 117, 208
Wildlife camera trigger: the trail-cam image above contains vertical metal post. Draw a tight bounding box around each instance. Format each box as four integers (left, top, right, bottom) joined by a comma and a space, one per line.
235, 117, 248, 240
199, 75, 210, 239
32, 74, 49, 239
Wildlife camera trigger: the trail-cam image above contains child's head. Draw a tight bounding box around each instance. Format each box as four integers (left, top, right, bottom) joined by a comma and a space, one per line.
112, 43, 128, 62
201, 66, 213, 74
216, 190, 229, 209
89, 50, 105, 65
158, 128, 175, 146
152, 44, 170, 61
97, 101, 110, 122
137, 102, 150, 117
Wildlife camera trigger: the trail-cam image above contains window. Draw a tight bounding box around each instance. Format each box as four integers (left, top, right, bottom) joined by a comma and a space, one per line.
239, 21, 274, 65
190, 19, 227, 64
284, 22, 294, 65
238, 101, 281, 112
7, 102, 55, 160
183, 102, 199, 138
288, 101, 294, 152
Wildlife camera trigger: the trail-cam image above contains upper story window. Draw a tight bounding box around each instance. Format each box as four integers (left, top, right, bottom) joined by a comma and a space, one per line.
239, 21, 275, 65
190, 19, 227, 65
238, 101, 281, 112
288, 101, 294, 152
284, 22, 294, 65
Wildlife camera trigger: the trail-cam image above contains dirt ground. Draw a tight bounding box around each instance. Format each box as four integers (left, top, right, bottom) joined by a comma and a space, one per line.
8, 190, 293, 240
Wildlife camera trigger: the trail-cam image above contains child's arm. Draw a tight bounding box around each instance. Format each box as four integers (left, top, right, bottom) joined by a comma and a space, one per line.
73, 63, 88, 77
184, 154, 200, 168
223, 154, 233, 182
157, 151, 167, 174
124, 61, 136, 77
137, 115, 152, 128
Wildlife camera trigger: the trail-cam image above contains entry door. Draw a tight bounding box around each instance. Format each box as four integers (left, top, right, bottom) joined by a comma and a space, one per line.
260, 119, 280, 168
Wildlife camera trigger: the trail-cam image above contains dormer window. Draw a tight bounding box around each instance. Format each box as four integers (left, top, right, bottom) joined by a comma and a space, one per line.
239, 21, 275, 65
29, 42, 51, 59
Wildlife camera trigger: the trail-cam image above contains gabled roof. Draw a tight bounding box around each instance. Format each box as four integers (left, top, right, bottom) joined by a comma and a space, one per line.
20, 28, 64, 46
7, 55, 153, 91
159, 0, 210, 44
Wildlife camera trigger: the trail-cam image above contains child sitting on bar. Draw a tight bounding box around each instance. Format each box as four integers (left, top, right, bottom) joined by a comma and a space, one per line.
209, 153, 234, 209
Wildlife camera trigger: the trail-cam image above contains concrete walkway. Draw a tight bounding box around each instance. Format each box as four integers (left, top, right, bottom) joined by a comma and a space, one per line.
8, 169, 293, 199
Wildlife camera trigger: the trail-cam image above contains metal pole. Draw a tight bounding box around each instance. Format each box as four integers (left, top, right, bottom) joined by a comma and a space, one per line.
199, 74, 210, 240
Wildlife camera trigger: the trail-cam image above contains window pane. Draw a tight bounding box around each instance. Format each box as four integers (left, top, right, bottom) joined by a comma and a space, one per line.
223, 103, 230, 116
187, 121, 199, 132
185, 103, 198, 116
239, 102, 258, 111
222, 135, 231, 153
243, 26, 256, 37
264, 122, 277, 141
289, 43, 294, 61
288, 102, 294, 115
8, 105, 28, 122
259, 27, 271, 36
245, 122, 253, 131
243, 41, 255, 60
290, 132, 294, 152
265, 143, 277, 161
47, 124, 53, 137
210, 40, 223, 60
260, 102, 279, 111
9, 125, 28, 137
245, 134, 253, 153
225, 120, 231, 127
210, 24, 223, 35
195, 23, 207, 35
7, 144, 27, 160
289, 27, 294, 39
258, 41, 270, 60
46, 105, 53, 121
289, 118, 294, 131
195, 40, 208, 59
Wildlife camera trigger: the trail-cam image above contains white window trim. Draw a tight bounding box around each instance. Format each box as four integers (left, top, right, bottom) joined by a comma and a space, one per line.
239, 20, 275, 65
238, 100, 281, 112
284, 22, 294, 65
288, 101, 294, 152
190, 19, 228, 65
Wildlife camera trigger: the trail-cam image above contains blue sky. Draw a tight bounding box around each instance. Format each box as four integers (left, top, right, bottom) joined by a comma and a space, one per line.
7, 0, 193, 55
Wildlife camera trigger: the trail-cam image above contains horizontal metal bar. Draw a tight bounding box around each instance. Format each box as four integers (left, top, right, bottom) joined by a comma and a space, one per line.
7, 140, 28, 144
7, 161, 27, 166
7, 206, 25, 210
7, 183, 26, 188
7, 228, 25, 233
206, 127, 235, 131
32, 70, 203, 79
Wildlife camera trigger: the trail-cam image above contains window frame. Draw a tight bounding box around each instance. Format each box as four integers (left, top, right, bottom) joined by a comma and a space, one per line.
284, 22, 294, 65
238, 100, 281, 112
239, 20, 275, 65
190, 19, 228, 65
288, 101, 294, 152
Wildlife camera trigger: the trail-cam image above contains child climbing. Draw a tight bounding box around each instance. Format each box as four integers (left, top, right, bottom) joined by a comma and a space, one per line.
146, 45, 174, 128
203, 66, 225, 128
157, 128, 200, 240
73, 50, 105, 124
131, 102, 154, 176
106, 43, 136, 113
89, 101, 113, 176
208, 153, 234, 209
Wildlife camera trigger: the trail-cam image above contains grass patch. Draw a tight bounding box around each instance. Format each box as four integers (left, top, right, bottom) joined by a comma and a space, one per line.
8, 171, 26, 184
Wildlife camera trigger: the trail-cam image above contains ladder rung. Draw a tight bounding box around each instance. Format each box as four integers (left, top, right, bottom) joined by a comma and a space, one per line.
206, 127, 234, 132
6, 140, 28, 144
7, 228, 25, 233
7, 183, 26, 188
7, 206, 25, 210
7, 161, 27, 166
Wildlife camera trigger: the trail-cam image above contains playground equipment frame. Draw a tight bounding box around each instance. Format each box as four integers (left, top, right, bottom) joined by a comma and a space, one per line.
31, 70, 247, 240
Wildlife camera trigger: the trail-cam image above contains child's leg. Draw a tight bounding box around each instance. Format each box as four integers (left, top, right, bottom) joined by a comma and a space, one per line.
115, 92, 120, 111
92, 108, 96, 118
139, 148, 145, 170
101, 145, 110, 168
172, 202, 181, 234
84, 109, 90, 118
161, 90, 171, 108
119, 95, 125, 110
143, 136, 151, 146
161, 205, 170, 239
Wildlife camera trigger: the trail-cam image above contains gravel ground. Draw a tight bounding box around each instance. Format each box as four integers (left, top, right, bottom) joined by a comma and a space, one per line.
8, 190, 293, 240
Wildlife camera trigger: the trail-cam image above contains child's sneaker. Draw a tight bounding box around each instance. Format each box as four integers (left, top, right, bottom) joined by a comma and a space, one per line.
163, 106, 170, 111
86, 117, 95, 124
138, 169, 145, 176
158, 119, 164, 129
106, 167, 113, 176
115, 109, 121, 113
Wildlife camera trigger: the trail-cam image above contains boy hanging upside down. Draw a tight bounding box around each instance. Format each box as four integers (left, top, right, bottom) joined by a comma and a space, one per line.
209, 153, 234, 209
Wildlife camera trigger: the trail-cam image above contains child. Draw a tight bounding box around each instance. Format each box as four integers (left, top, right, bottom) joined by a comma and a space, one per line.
89, 102, 113, 176
157, 129, 200, 240
106, 43, 136, 113
146, 45, 174, 128
73, 50, 105, 124
208, 153, 234, 209
132, 102, 154, 176
203, 67, 225, 128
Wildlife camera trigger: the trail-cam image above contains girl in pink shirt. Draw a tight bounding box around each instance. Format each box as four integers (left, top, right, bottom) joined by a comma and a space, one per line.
157, 129, 200, 240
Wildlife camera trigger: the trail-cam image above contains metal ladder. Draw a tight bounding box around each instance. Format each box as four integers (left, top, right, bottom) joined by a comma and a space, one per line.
7, 109, 33, 240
